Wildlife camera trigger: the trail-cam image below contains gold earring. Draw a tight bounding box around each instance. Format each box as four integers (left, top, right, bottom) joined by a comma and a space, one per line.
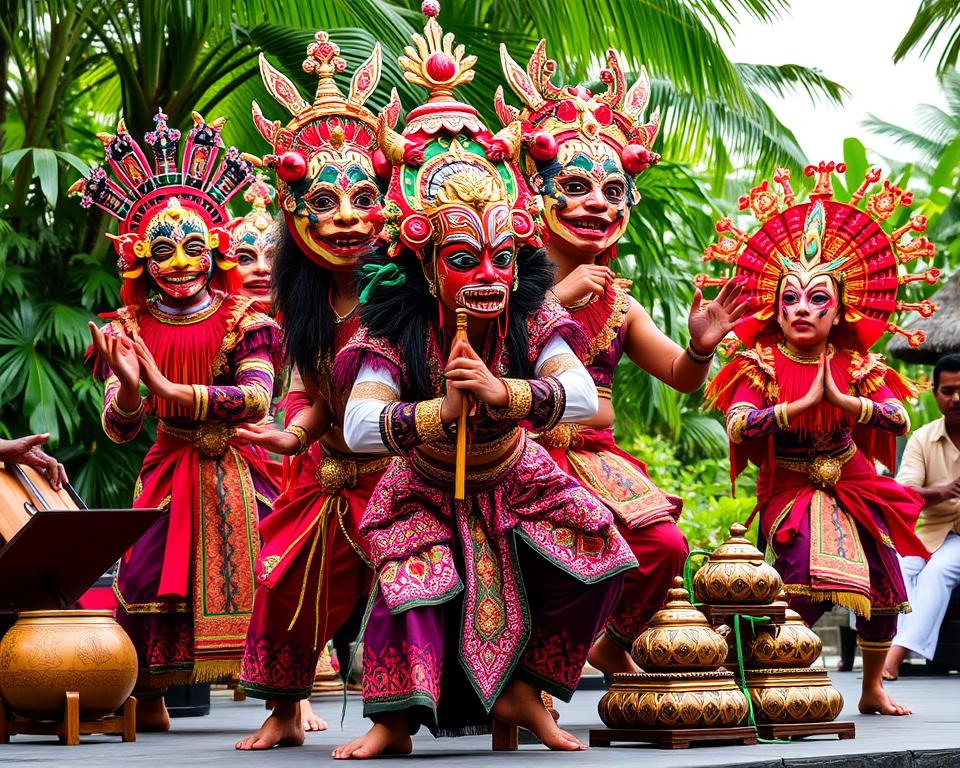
512, 272, 519, 291
427, 279, 437, 296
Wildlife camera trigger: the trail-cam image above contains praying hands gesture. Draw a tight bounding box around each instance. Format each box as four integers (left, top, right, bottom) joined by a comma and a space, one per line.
441, 337, 508, 423
789, 352, 861, 421
687, 277, 750, 354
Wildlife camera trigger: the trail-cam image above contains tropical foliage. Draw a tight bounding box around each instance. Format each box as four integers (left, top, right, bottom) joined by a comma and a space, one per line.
0, 0, 900, 508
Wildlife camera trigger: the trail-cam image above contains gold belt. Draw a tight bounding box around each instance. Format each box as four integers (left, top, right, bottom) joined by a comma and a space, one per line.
315, 452, 390, 494
159, 421, 234, 459
535, 423, 581, 450
411, 432, 526, 486
774, 443, 856, 488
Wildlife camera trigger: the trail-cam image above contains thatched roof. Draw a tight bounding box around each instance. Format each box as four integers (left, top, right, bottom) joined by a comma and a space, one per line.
889, 270, 960, 365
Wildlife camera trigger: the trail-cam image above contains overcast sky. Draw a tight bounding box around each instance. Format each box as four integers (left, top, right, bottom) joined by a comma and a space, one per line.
723, 0, 947, 167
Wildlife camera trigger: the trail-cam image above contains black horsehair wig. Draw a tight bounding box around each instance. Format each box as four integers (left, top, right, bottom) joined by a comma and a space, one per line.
357, 244, 556, 401
271, 225, 337, 386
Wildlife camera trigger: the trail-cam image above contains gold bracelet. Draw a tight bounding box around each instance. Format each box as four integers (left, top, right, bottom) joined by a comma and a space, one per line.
774, 402, 790, 430
110, 396, 145, 419
414, 397, 446, 444
857, 396, 874, 425
284, 424, 309, 455
489, 378, 533, 420
685, 341, 715, 365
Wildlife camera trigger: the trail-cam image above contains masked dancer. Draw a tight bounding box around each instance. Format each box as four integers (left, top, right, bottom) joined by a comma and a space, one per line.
75, 111, 279, 731
331, 5, 636, 757
496, 41, 748, 674
702, 161, 937, 716
233, 33, 398, 749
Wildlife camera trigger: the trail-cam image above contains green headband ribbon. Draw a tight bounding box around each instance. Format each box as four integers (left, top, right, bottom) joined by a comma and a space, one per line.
358, 262, 406, 304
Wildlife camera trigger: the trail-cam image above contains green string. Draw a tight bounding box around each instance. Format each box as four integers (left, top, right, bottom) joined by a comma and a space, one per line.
732, 613, 791, 744
358, 262, 406, 304
682, 549, 713, 604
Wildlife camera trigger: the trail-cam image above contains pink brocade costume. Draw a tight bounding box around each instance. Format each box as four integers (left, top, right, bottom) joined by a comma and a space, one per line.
239, 315, 392, 701
537, 280, 688, 647
706, 343, 928, 646
334, 302, 636, 734
91, 292, 281, 686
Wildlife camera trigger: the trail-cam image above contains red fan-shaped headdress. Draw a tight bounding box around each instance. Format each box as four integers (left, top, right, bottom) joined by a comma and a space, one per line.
696, 161, 940, 352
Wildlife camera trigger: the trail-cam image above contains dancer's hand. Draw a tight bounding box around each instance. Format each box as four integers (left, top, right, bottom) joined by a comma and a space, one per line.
88, 322, 140, 390
444, 337, 508, 408
0, 434, 67, 490
687, 277, 750, 352
791, 353, 826, 416
129, 333, 174, 398
235, 423, 301, 455
550, 264, 613, 306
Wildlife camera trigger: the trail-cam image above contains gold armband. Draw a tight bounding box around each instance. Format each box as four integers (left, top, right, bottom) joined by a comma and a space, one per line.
414, 397, 446, 444
488, 378, 533, 420
857, 396, 875, 425
284, 424, 309, 455
774, 402, 790, 430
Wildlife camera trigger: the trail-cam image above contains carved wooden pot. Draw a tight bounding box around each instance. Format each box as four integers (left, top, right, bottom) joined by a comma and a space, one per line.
745, 667, 843, 723
631, 578, 729, 670
746, 606, 822, 668
598, 671, 749, 729
693, 523, 782, 604
0, 610, 137, 720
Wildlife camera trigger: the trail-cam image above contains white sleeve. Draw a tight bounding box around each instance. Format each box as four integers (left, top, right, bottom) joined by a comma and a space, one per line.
535, 334, 598, 422
342, 365, 399, 455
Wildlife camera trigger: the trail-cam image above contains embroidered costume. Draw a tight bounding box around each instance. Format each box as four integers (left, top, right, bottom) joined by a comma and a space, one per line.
335, 8, 635, 736
702, 162, 936, 649
498, 41, 687, 647
74, 111, 280, 686
238, 32, 395, 701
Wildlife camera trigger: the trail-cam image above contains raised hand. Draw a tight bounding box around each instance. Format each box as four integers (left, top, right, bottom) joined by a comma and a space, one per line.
88, 322, 140, 390
443, 337, 508, 411
0, 433, 68, 490
550, 264, 613, 306
234, 423, 301, 456
129, 333, 175, 400
687, 278, 750, 353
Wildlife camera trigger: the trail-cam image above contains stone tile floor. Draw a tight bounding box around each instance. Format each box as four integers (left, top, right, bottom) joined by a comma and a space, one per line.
3, 670, 959, 767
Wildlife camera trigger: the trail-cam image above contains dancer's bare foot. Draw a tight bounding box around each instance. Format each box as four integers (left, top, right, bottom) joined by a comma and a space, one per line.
235, 702, 305, 749
333, 713, 413, 759
136, 696, 170, 732
300, 698, 328, 732
492, 678, 585, 750
859, 686, 912, 716
882, 645, 908, 681
587, 633, 640, 676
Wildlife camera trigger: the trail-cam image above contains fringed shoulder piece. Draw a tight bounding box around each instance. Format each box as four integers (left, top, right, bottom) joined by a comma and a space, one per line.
211, 293, 280, 378
847, 350, 918, 400
528, 300, 590, 365
570, 278, 631, 364
333, 325, 408, 393
703, 344, 777, 413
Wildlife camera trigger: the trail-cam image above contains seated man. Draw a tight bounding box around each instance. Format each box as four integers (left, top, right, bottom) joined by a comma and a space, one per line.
884, 353, 960, 679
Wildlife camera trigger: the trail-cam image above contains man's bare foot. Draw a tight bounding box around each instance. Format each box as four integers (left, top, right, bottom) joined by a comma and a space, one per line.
882, 645, 908, 681
235, 702, 305, 750
300, 698, 328, 731
587, 633, 640, 676
332, 713, 413, 759
492, 678, 585, 750
137, 696, 170, 732
859, 686, 912, 716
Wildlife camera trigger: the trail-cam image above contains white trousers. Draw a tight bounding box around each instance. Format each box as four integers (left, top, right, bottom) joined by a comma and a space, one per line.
894, 532, 960, 659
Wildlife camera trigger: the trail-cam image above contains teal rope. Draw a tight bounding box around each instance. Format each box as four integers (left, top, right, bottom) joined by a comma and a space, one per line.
682, 549, 713, 604
732, 613, 791, 744
358, 262, 406, 304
